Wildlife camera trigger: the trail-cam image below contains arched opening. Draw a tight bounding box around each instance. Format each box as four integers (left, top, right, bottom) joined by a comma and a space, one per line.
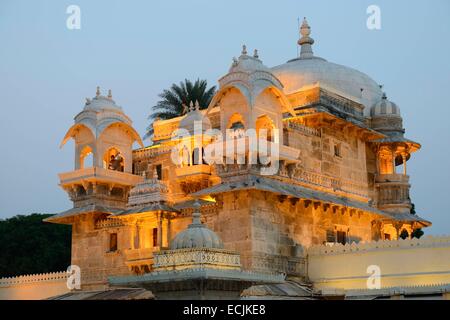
79, 145, 93, 169
256, 115, 275, 141
227, 113, 246, 139
191, 147, 206, 165
103, 147, 124, 172
180, 144, 191, 167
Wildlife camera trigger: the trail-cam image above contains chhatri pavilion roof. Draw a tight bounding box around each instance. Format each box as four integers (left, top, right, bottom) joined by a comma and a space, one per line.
271, 18, 383, 112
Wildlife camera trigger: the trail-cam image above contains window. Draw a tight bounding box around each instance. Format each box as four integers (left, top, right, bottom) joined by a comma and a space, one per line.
336, 231, 347, 245
384, 233, 391, 240
109, 233, 118, 252
155, 164, 162, 180
334, 143, 342, 157
152, 228, 158, 247
326, 230, 335, 243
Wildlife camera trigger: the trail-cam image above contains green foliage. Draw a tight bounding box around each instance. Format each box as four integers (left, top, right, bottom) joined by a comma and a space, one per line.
411, 228, 424, 239
145, 79, 216, 139
0, 213, 71, 278
410, 203, 416, 215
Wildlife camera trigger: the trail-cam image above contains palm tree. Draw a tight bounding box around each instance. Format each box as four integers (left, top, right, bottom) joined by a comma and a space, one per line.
145, 79, 216, 139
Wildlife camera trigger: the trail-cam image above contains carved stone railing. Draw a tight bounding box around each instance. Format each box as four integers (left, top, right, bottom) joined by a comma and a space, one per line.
0, 271, 68, 287
285, 121, 321, 137
307, 236, 450, 256
279, 166, 369, 198
95, 218, 125, 229
249, 253, 306, 277
153, 248, 241, 271
133, 144, 175, 160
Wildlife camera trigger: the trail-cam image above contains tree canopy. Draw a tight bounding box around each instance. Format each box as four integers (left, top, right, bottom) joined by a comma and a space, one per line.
145, 79, 216, 139
0, 214, 71, 278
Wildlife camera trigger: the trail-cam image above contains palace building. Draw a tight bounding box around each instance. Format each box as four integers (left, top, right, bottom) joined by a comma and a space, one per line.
4, 19, 447, 300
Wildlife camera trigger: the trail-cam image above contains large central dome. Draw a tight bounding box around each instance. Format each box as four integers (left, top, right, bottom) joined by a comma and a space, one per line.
271, 18, 383, 112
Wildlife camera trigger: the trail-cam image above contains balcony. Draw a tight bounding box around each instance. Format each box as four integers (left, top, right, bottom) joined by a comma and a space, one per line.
375, 174, 410, 184
175, 164, 211, 178
59, 167, 143, 187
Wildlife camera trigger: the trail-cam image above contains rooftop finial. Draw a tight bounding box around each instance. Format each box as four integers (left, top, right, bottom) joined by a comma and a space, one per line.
194, 100, 200, 111
253, 49, 259, 59
107, 89, 112, 99
241, 44, 247, 55
189, 101, 194, 112
153, 167, 158, 179
96, 86, 101, 97
298, 17, 315, 59
192, 199, 202, 225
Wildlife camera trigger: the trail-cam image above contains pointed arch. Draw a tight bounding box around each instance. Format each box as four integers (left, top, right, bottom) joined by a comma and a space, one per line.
60, 123, 96, 148
98, 122, 144, 148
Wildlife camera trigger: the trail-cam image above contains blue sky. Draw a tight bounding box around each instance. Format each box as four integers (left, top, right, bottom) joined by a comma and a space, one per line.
0, 0, 449, 234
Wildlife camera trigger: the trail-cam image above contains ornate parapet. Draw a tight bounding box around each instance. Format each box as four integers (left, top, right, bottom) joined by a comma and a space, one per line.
0, 271, 68, 287
307, 236, 450, 256
95, 217, 125, 229
153, 248, 241, 271
0, 271, 70, 300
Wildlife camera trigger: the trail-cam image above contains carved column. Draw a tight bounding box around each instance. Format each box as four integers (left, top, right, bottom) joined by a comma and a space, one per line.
157, 212, 163, 247
166, 214, 171, 248
401, 153, 407, 175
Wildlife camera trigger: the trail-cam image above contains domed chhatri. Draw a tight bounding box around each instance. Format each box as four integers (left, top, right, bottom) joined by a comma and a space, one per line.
170, 200, 224, 250
370, 92, 405, 135
370, 92, 401, 118
84, 86, 123, 112
228, 44, 271, 74
271, 18, 382, 110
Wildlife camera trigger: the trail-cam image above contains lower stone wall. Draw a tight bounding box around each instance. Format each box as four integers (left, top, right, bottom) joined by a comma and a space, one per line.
307, 236, 450, 291
0, 272, 69, 300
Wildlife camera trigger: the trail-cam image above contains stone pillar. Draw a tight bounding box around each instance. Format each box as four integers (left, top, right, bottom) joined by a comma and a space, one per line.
391, 149, 396, 174
157, 212, 163, 247
402, 153, 407, 175
166, 214, 171, 248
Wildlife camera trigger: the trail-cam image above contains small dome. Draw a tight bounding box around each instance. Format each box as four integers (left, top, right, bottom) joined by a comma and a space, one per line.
84, 87, 122, 112
178, 101, 211, 134
229, 46, 270, 74
370, 93, 401, 118
170, 201, 224, 250
271, 18, 383, 111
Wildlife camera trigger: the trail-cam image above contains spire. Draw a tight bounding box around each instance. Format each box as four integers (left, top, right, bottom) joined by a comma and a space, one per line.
194, 100, 200, 111
191, 199, 202, 225
96, 86, 101, 97
189, 101, 194, 112
253, 49, 259, 59
241, 44, 247, 55
298, 17, 314, 59
107, 89, 112, 99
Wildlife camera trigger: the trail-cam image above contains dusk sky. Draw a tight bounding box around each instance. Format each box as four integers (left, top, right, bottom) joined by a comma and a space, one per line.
0, 0, 449, 234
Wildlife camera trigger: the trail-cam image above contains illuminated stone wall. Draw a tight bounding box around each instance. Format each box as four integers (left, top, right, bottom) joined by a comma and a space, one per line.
307, 236, 450, 290
0, 272, 69, 300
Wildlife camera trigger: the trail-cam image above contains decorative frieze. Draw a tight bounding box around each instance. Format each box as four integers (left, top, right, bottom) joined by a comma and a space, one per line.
153, 248, 241, 271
